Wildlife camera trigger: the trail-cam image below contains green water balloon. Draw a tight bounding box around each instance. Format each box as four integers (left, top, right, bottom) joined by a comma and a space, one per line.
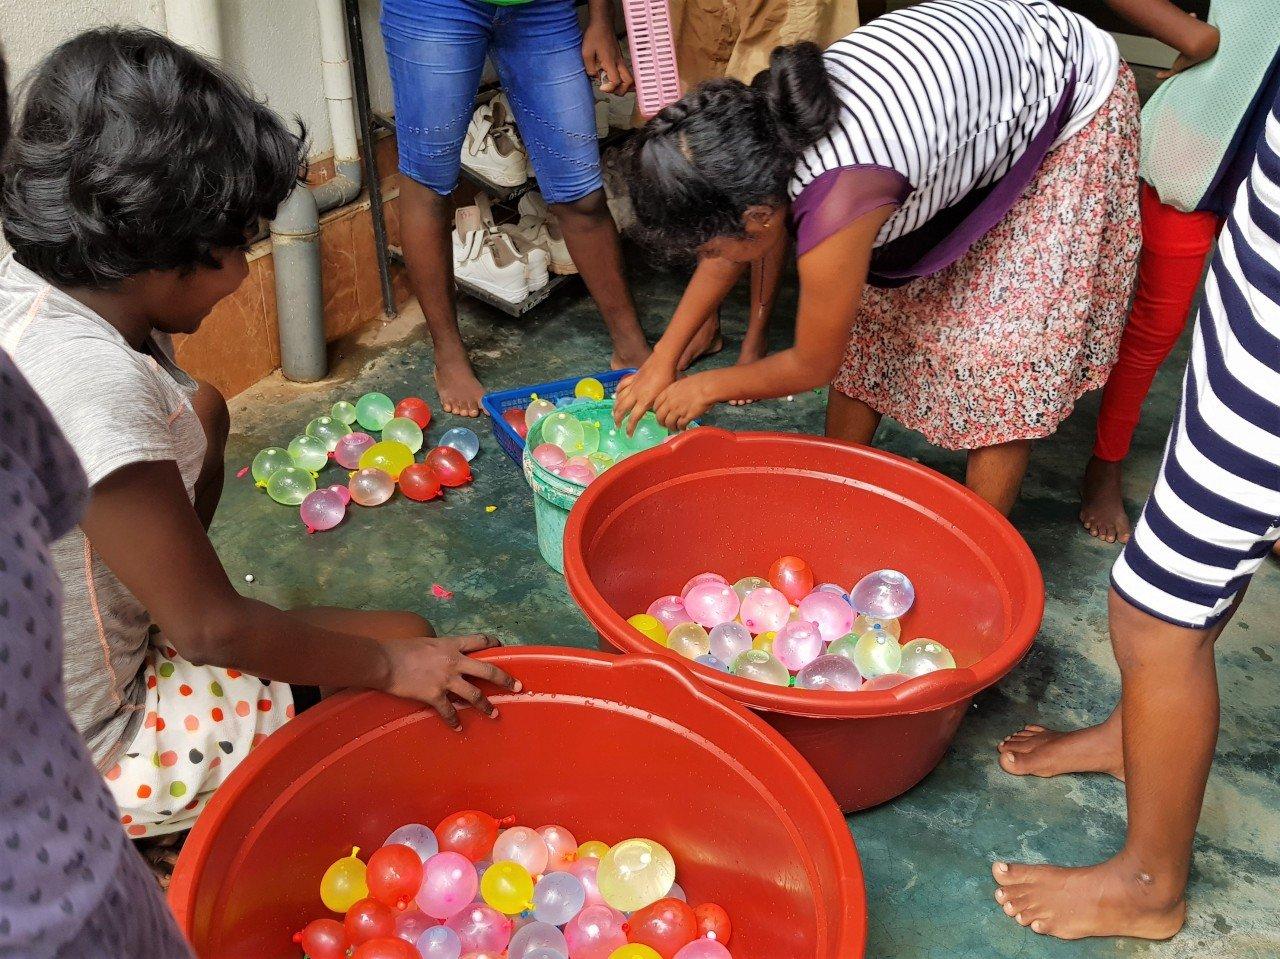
306, 415, 352, 452
381, 416, 424, 453
266, 466, 316, 506
251, 447, 295, 487
354, 392, 396, 431
288, 434, 329, 473
330, 400, 358, 425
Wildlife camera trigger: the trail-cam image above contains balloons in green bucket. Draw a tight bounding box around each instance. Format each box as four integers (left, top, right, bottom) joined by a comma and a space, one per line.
381, 416, 424, 453
354, 392, 395, 431
288, 434, 329, 473
266, 466, 316, 506
251, 447, 294, 487
542, 412, 584, 451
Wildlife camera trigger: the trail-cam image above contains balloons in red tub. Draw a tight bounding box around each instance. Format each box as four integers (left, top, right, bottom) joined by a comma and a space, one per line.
425, 446, 472, 487
344, 897, 396, 945
366, 844, 423, 910
768, 554, 815, 604
434, 810, 513, 862
624, 897, 698, 957
293, 918, 348, 959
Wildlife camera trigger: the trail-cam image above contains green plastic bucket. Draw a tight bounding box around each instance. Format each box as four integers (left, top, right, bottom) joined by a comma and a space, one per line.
523, 399, 676, 573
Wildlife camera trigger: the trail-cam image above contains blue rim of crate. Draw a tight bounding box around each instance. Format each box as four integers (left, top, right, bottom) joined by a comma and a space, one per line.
482, 368, 635, 466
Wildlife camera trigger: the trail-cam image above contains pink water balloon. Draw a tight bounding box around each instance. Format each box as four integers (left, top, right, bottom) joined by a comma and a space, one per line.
299, 488, 346, 533
334, 431, 375, 470
559, 463, 596, 485
798, 591, 855, 643
773, 620, 825, 671
326, 483, 352, 506
680, 572, 727, 597
738, 587, 790, 635
562, 905, 626, 959
564, 858, 604, 908
674, 939, 733, 959
796, 654, 863, 691
646, 595, 692, 632
492, 826, 550, 877
532, 444, 567, 471
445, 905, 512, 954
536, 825, 578, 868
349, 467, 395, 507
682, 581, 740, 629
417, 852, 479, 920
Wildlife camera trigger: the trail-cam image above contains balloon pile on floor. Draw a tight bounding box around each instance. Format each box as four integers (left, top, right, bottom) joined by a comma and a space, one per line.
294, 810, 736, 959
503, 378, 671, 487
248, 393, 480, 533
628, 559, 957, 691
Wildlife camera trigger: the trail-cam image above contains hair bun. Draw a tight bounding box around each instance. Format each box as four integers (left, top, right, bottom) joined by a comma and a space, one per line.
752, 42, 838, 157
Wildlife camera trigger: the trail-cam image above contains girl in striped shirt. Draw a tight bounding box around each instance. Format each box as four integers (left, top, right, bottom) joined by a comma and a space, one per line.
614, 0, 1139, 516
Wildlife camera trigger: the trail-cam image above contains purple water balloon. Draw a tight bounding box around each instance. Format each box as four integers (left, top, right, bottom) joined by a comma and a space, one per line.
385, 822, 439, 861
738, 586, 790, 635
445, 904, 512, 954
814, 582, 853, 606
683, 581, 741, 629
333, 431, 375, 470
416, 925, 463, 959
299, 488, 346, 533
708, 622, 752, 664
509, 921, 569, 959
563, 905, 627, 958
773, 620, 825, 671
798, 591, 855, 643
849, 569, 916, 619
417, 851, 479, 920
531, 870, 586, 926
646, 595, 693, 632
796, 654, 864, 691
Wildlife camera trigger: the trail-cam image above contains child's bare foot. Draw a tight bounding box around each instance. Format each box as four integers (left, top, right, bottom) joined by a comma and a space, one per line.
1080, 455, 1131, 543
136, 833, 185, 889
677, 316, 723, 371
992, 859, 1185, 941
728, 333, 769, 405
998, 716, 1125, 781
434, 354, 485, 417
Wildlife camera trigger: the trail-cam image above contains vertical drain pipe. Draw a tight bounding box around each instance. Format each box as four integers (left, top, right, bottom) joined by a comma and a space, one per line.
162, 0, 223, 61
271, 0, 364, 382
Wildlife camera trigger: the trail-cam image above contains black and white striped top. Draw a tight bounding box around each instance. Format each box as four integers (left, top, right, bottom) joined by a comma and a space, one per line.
789, 0, 1119, 258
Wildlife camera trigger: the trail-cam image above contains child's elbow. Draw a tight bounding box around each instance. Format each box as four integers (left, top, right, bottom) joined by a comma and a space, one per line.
165, 617, 240, 669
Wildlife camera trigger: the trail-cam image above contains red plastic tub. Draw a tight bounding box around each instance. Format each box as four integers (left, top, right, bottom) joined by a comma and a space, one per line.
169, 648, 865, 958
564, 428, 1044, 812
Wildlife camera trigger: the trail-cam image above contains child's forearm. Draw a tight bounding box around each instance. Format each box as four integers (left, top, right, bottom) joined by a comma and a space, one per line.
697, 345, 835, 405
1104, 0, 1219, 59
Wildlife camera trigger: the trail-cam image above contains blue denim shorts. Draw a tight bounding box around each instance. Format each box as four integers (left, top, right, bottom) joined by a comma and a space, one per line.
381, 0, 602, 203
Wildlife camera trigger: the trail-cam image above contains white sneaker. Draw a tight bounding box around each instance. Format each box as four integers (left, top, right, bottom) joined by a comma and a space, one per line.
460, 195, 548, 290
453, 227, 530, 304
461, 101, 528, 187
516, 191, 576, 275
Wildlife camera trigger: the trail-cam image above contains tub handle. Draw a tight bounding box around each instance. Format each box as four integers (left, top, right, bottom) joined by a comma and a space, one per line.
885, 667, 980, 708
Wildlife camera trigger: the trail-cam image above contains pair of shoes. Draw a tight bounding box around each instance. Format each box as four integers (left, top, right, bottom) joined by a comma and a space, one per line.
594, 82, 637, 133
453, 194, 550, 304
508, 191, 577, 275
461, 94, 530, 187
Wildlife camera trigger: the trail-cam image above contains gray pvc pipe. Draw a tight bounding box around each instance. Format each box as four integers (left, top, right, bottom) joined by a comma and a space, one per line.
270, 159, 361, 382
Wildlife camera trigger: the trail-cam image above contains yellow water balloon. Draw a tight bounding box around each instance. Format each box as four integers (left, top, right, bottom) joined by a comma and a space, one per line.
575, 377, 606, 401
358, 440, 415, 479
598, 838, 675, 912
320, 846, 368, 913
610, 946, 662, 959
480, 860, 535, 915
753, 631, 776, 653
627, 614, 668, 646
576, 840, 610, 861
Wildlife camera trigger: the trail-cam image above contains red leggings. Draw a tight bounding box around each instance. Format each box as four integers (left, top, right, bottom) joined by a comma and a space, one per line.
1093, 181, 1222, 462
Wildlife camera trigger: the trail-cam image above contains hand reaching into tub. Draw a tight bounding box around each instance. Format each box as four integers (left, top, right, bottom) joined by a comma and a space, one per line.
385, 634, 521, 731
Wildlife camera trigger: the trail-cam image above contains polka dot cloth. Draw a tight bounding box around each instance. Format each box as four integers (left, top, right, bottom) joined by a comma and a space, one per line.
0, 353, 187, 957
106, 644, 293, 837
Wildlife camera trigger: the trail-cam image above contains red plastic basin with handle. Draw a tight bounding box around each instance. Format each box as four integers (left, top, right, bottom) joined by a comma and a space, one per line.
169, 648, 866, 958
564, 428, 1045, 812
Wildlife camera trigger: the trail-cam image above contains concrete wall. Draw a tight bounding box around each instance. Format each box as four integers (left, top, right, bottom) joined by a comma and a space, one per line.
0, 0, 396, 161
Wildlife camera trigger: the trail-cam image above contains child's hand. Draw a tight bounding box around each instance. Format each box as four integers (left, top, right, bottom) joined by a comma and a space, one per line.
582, 22, 634, 95
654, 375, 715, 431
384, 634, 519, 730
614, 358, 678, 435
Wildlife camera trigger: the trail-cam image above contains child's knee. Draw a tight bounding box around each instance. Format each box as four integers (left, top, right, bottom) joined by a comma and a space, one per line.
192, 380, 229, 455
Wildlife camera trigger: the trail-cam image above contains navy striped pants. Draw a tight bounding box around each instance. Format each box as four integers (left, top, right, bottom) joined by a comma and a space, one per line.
1112, 98, 1280, 629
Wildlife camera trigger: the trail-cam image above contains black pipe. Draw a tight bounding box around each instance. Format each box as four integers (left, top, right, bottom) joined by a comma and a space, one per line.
344, 0, 397, 318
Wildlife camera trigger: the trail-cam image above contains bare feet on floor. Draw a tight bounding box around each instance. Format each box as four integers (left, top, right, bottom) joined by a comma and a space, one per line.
677, 316, 724, 372
434, 354, 485, 417
728, 334, 769, 406
992, 859, 1185, 941
1080, 455, 1131, 543
997, 716, 1125, 781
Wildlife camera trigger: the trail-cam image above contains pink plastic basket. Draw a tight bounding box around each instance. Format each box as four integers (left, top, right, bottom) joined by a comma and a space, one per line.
623, 0, 683, 117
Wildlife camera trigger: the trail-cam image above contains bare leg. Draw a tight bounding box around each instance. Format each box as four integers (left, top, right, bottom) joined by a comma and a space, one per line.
1081, 455, 1132, 544
191, 380, 229, 531
399, 177, 484, 416
677, 315, 725, 371
993, 589, 1219, 941
966, 439, 1032, 516
825, 390, 882, 446
551, 190, 651, 369
730, 240, 786, 405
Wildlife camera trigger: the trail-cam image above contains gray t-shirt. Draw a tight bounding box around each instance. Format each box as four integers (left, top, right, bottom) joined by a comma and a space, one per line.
0, 254, 206, 769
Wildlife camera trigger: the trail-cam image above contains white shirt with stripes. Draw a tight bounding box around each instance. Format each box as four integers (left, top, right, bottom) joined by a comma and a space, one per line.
789, 0, 1120, 249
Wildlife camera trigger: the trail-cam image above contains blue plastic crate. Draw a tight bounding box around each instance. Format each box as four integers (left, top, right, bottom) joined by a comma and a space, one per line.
482, 368, 636, 466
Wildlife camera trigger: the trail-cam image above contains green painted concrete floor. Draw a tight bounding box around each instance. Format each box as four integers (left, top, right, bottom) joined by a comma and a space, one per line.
218, 254, 1279, 957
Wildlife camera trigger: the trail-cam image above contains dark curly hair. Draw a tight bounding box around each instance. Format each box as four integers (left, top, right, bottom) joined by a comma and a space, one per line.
1, 27, 307, 288
628, 42, 838, 260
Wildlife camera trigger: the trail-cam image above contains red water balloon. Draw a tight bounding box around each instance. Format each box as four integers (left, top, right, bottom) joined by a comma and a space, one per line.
768, 555, 815, 604
399, 463, 444, 502
345, 897, 396, 945
352, 936, 419, 959
624, 898, 698, 958
502, 408, 528, 439
434, 810, 511, 862
693, 903, 732, 945
367, 844, 423, 911
294, 918, 348, 959
425, 446, 472, 487
394, 397, 432, 429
